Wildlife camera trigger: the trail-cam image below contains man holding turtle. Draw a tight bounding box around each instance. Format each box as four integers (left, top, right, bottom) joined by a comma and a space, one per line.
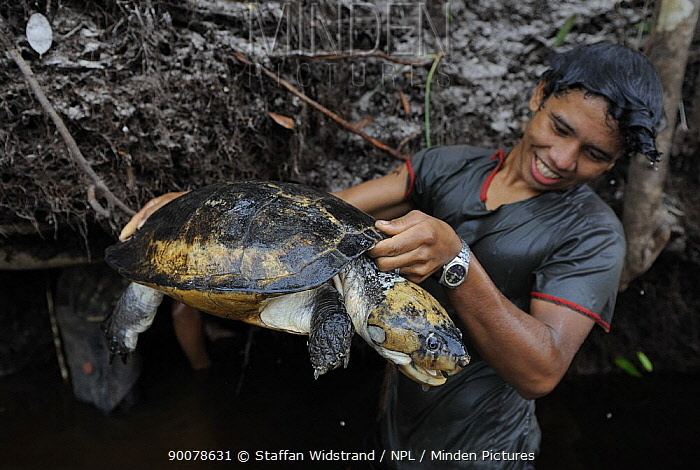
120, 42, 664, 468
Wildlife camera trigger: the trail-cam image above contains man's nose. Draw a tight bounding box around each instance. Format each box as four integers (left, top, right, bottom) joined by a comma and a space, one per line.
550, 142, 578, 172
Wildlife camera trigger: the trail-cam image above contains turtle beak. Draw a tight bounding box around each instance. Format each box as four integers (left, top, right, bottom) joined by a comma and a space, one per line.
458, 354, 471, 368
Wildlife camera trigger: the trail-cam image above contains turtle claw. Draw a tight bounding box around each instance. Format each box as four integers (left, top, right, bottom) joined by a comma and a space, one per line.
106, 333, 131, 364
312, 350, 351, 380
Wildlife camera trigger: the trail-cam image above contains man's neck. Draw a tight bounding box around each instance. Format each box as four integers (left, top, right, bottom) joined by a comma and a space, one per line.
484, 143, 540, 210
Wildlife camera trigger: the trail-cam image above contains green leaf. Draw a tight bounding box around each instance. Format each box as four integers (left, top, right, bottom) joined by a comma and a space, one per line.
553, 14, 577, 47
614, 356, 642, 377
637, 351, 654, 372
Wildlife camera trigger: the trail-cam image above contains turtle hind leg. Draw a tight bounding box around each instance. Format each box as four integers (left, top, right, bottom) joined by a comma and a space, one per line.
102, 282, 164, 363
308, 283, 354, 379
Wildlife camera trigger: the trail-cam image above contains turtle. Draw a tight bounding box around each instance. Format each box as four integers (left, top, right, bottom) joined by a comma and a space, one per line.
103, 181, 470, 386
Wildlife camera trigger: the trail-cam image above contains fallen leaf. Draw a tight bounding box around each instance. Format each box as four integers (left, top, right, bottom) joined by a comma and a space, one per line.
26, 13, 53, 56
268, 112, 295, 129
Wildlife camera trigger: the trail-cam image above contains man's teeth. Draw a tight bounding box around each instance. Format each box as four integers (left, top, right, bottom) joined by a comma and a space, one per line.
536, 157, 561, 179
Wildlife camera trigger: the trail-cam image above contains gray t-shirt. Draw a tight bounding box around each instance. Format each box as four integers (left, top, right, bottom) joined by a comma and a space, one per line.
373, 145, 625, 469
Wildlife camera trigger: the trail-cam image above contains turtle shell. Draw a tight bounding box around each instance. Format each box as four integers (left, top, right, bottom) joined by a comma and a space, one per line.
105, 182, 383, 294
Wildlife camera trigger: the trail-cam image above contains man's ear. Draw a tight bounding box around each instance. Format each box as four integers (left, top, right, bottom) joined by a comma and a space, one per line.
528, 81, 546, 112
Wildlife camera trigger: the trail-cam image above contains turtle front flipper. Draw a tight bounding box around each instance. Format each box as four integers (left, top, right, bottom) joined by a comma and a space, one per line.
308, 283, 354, 379
102, 282, 164, 363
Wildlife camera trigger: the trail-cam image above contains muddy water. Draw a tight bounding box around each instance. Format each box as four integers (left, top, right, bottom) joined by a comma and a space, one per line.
0, 315, 384, 469
1, 314, 699, 469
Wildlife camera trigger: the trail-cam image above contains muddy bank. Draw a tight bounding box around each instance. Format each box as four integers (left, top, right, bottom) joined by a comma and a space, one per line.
1, 0, 651, 229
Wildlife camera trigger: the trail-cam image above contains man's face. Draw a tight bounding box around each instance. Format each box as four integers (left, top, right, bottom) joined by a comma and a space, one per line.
514, 83, 623, 192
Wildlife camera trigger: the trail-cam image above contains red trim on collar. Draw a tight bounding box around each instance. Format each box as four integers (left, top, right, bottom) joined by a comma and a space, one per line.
531, 292, 611, 332
404, 158, 416, 200
479, 149, 506, 203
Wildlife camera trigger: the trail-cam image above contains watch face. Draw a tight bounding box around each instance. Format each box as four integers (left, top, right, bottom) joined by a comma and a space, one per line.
445, 264, 466, 286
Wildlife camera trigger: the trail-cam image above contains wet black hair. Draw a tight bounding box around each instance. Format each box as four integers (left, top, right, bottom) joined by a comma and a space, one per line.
540, 41, 664, 162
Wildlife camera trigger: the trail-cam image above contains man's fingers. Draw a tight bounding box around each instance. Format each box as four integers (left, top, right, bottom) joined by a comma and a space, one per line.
119, 218, 141, 241
368, 229, 425, 258
118, 203, 154, 241
374, 210, 426, 236
374, 254, 435, 284
373, 248, 435, 275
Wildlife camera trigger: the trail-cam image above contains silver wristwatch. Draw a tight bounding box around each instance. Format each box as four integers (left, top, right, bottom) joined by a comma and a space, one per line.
438, 239, 471, 289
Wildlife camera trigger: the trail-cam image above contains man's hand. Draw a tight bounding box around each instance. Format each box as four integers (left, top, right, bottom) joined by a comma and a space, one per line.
368, 210, 462, 283
118, 191, 188, 241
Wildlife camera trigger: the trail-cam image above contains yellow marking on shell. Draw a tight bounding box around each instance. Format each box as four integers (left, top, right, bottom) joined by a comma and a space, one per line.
147, 237, 300, 286
148, 238, 243, 280
239, 247, 293, 284
149, 283, 272, 327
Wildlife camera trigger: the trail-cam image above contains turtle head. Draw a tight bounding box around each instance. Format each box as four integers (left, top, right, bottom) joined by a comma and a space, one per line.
365, 281, 470, 387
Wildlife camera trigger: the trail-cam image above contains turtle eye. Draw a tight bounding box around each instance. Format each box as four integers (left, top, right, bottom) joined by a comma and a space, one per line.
426, 333, 439, 351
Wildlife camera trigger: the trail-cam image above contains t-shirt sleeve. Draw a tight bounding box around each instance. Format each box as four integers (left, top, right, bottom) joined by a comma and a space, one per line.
409, 146, 477, 212
531, 220, 625, 332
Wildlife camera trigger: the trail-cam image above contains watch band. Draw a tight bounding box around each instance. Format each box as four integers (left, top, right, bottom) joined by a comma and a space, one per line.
438, 239, 471, 289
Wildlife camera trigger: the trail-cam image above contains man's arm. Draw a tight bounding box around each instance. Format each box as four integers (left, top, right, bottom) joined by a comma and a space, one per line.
446, 258, 594, 399
368, 207, 595, 400
332, 164, 413, 219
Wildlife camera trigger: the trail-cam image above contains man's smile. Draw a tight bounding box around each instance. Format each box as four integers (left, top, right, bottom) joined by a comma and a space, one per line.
531, 154, 563, 185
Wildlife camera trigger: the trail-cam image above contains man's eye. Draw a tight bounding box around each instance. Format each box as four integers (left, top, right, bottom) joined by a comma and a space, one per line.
587, 150, 610, 162
553, 124, 568, 136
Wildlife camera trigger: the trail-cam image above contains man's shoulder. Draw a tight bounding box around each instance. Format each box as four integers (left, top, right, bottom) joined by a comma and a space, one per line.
571, 186, 622, 224
561, 185, 625, 243
411, 145, 495, 183
415, 144, 494, 162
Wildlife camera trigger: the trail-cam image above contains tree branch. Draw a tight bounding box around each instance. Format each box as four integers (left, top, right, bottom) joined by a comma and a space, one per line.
233, 51, 410, 162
